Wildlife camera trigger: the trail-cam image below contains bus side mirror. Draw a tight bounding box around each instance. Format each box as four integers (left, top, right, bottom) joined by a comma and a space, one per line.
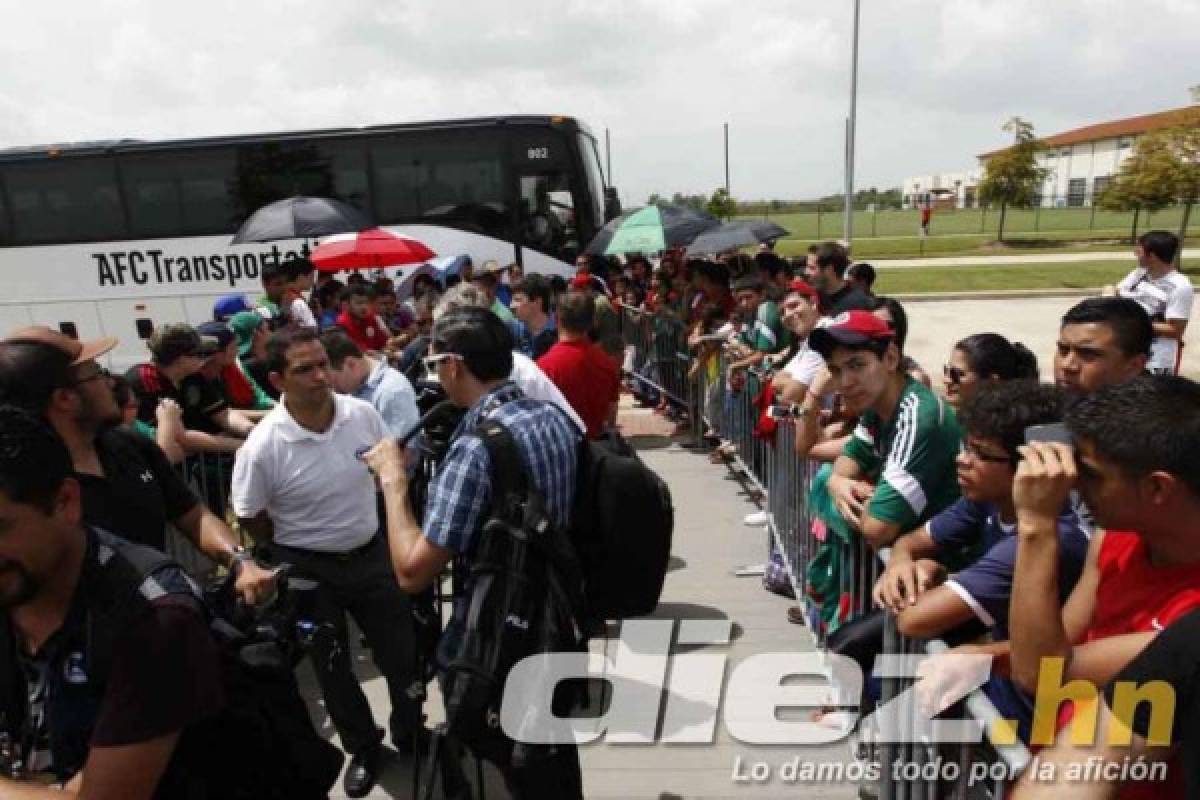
136, 318, 154, 340
604, 187, 622, 221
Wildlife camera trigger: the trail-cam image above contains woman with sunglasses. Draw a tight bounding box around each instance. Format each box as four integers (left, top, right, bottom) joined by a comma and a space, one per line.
943, 332, 1039, 408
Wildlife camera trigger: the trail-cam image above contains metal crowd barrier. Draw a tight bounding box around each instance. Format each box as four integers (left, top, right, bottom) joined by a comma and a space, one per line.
704, 355, 876, 643
877, 596, 1031, 800
617, 306, 693, 411
167, 451, 240, 580
617, 312, 1032, 798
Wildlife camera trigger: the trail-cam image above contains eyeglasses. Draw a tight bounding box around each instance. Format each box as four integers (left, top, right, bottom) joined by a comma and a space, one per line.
943, 364, 967, 385
422, 353, 461, 373
69, 367, 110, 386
961, 441, 1013, 464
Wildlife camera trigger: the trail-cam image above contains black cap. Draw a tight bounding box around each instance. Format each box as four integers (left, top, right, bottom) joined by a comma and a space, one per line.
195, 321, 235, 356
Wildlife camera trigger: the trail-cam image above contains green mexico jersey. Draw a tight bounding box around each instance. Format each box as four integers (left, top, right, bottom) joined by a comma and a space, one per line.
737, 300, 790, 354
842, 378, 962, 530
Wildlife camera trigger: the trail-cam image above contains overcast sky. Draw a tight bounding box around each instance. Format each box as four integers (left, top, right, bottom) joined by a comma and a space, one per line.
1, 0, 1196, 204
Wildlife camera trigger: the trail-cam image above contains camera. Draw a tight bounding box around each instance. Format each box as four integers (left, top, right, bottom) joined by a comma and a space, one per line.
205, 564, 333, 672
766, 404, 803, 420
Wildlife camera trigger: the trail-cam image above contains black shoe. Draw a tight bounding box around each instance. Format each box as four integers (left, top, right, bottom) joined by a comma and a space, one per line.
343, 745, 384, 798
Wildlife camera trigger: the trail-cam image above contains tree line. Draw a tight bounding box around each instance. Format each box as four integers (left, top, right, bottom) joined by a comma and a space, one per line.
645, 187, 905, 219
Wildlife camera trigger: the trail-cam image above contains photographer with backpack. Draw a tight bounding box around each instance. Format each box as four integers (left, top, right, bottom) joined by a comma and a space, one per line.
364, 306, 585, 799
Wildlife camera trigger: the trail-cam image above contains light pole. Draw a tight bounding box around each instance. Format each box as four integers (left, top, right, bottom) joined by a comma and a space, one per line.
605, 127, 612, 187
843, 0, 861, 249
724, 122, 731, 218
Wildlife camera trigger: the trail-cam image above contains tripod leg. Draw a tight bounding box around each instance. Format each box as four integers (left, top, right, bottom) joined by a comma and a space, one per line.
417, 727, 442, 800
437, 729, 473, 800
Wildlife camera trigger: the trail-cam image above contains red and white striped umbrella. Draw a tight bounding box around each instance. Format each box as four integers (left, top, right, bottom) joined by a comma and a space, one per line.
310, 227, 436, 273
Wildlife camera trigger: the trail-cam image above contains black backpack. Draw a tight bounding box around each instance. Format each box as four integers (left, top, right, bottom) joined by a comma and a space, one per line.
571, 431, 674, 622
440, 420, 587, 765
0, 535, 343, 799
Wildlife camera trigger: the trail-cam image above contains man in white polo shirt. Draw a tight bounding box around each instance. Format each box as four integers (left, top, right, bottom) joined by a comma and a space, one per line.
231, 328, 422, 798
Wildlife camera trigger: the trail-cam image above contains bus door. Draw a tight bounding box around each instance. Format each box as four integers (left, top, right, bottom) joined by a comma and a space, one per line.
511, 131, 580, 275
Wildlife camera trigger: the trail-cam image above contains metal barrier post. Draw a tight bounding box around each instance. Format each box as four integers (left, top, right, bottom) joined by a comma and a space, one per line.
689, 355, 705, 447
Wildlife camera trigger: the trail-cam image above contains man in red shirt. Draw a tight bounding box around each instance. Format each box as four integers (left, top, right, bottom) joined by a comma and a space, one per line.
1004, 375, 1200, 798
537, 289, 620, 439
336, 284, 391, 353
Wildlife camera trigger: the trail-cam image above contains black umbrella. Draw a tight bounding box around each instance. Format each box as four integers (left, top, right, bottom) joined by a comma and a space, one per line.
740, 219, 790, 243
230, 196, 373, 244
686, 219, 791, 255
583, 204, 721, 256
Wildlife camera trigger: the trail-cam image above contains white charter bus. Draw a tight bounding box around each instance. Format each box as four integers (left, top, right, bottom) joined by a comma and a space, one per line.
0, 115, 618, 367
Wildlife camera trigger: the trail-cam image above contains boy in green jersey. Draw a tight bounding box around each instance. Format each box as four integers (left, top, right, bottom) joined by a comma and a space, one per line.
811, 310, 962, 549
728, 273, 790, 370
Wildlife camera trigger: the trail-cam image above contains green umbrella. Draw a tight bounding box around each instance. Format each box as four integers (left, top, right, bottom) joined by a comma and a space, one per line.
584, 204, 720, 256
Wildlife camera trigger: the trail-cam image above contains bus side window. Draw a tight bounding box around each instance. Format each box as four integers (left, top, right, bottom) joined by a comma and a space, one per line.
135, 318, 154, 340
59, 322, 79, 339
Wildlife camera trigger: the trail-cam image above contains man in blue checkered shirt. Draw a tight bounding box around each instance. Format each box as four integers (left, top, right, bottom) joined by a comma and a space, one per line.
365, 305, 582, 798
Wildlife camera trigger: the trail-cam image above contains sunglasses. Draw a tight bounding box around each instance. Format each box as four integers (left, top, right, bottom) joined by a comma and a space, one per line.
943, 364, 967, 385
422, 353, 461, 373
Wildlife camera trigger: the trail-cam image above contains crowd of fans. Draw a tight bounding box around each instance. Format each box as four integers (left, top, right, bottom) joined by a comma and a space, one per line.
0, 225, 1193, 798
636, 231, 1195, 799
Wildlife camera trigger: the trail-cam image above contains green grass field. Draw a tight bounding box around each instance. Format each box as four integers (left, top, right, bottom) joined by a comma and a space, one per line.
771, 234, 1141, 260
737, 205, 1197, 241
871, 258, 1200, 294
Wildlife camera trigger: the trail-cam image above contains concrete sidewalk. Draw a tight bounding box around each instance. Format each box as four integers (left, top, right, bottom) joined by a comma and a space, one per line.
875, 247, 1197, 268
309, 402, 857, 799
576, 406, 855, 798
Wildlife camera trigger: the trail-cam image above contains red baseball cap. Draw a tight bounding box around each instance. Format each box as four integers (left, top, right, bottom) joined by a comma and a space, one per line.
809, 311, 894, 360
786, 279, 819, 302
3, 325, 117, 365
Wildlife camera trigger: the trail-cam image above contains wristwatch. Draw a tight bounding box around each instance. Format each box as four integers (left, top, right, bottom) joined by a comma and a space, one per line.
230, 546, 255, 575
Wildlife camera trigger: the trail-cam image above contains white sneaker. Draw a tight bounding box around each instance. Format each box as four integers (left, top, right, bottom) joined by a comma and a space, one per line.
743, 510, 769, 527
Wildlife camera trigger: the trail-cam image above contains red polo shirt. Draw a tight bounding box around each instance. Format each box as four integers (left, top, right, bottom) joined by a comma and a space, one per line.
336, 310, 390, 352
537, 338, 620, 440
1055, 530, 1200, 800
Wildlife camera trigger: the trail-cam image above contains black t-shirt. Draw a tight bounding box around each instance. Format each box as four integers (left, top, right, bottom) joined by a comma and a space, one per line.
124, 363, 228, 434
823, 283, 874, 315
78, 428, 199, 551
1105, 607, 1200, 797
240, 356, 279, 400
531, 326, 558, 360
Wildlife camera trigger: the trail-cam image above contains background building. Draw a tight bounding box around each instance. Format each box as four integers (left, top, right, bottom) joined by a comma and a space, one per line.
904, 104, 1197, 210
979, 105, 1196, 208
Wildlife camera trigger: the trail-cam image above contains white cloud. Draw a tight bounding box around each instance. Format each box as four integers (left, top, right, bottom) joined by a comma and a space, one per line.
0, 0, 1195, 204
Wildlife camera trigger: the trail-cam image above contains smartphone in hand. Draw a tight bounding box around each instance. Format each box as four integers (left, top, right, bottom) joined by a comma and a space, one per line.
1024, 423, 1071, 445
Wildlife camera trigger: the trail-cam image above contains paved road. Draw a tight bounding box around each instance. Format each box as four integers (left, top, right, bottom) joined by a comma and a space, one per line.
901, 294, 1200, 380
875, 248, 1198, 268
